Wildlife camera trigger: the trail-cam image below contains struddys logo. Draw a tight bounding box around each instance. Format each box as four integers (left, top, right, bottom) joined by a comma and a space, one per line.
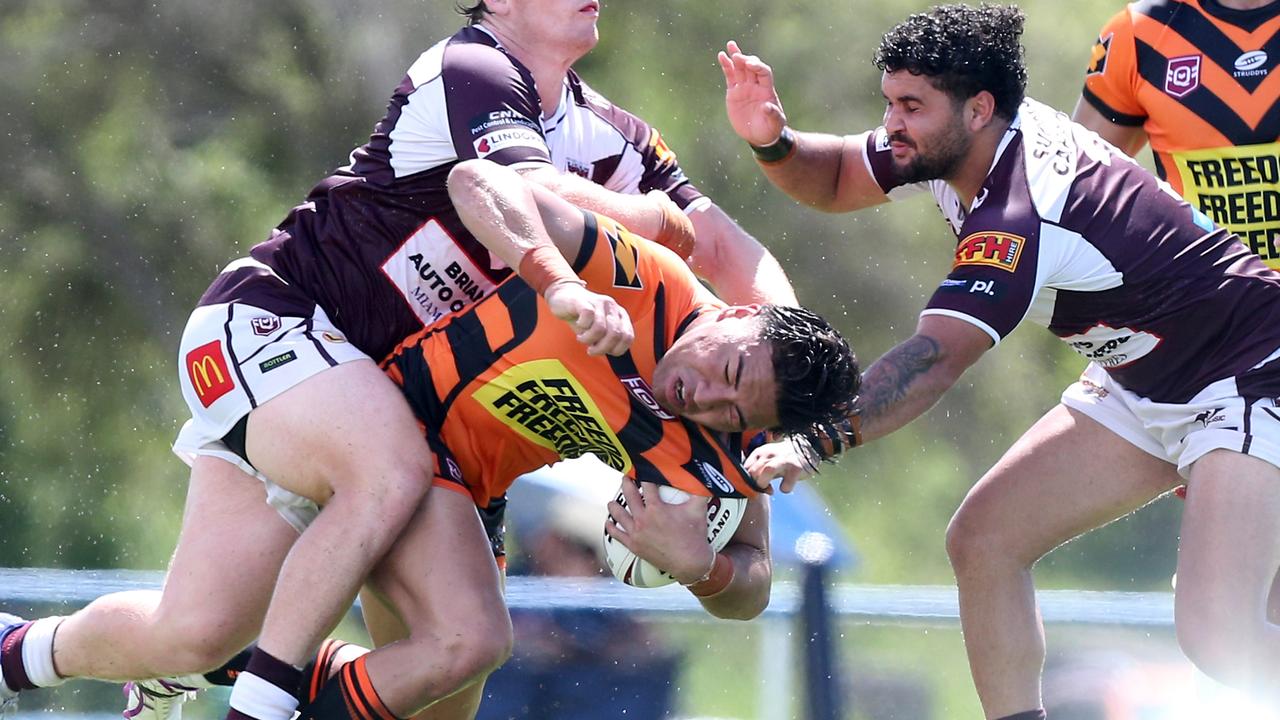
1063, 323, 1163, 368
473, 359, 632, 473
186, 340, 234, 408
953, 231, 1025, 272
693, 460, 735, 495
620, 375, 675, 420
1165, 55, 1202, 98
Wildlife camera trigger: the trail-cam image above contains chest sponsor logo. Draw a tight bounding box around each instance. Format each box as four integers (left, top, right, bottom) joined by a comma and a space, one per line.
1062, 323, 1162, 368
382, 218, 497, 325
566, 158, 592, 179
1087, 33, 1112, 76
250, 316, 280, 336
1165, 54, 1202, 98
1234, 50, 1268, 78
1173, 143, 1280, 263
620, 375, 675, 420
258, 351, 297, 374
953, 232, 1025, 272
186, 340, 234, 408
694, 460, 735, 495
473, 359, 632, 473
474, 127, 545, 159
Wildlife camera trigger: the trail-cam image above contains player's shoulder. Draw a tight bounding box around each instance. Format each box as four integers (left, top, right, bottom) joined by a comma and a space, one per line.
441, 25, 529, 81
565, 69, 654, 137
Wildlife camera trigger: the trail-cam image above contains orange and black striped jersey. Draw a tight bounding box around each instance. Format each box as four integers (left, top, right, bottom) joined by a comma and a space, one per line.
1082, 0, 1280, 265
382, 212, 760, 510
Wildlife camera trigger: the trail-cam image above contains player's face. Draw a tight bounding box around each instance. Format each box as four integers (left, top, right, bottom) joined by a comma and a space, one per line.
880, 70, 974, 183
504, 0, 600, 59
651, 307, 778, 433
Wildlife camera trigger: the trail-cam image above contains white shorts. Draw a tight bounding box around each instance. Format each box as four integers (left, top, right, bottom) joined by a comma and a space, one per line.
1062, 356, 1280, 479
171, 260, 368, 531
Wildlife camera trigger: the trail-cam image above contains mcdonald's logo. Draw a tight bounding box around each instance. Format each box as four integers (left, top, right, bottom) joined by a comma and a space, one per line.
186, 340, 234, 408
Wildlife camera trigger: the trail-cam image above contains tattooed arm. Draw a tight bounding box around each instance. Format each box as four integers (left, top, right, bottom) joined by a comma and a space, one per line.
854, 315, 992, 443
746, 314, 991, 489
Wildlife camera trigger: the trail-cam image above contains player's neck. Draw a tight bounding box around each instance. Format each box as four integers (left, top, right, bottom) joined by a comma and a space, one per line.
947, 119, 1012, 207
480, 23, 577, 117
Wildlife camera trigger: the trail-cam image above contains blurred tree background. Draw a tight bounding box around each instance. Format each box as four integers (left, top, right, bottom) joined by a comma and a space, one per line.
0, 1, 1196, 717
0, 0, 1180, 612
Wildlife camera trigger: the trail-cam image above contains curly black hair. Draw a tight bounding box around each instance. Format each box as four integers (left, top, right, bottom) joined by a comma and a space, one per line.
760, 305, 860, 434
874, 4, 1027, 120
455, 1, 490, 25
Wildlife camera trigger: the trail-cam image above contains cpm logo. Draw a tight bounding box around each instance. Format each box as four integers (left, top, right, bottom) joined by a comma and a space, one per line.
1165, 55, 1202, 98
953, 231, 1025, 272
187, 340, 234, 408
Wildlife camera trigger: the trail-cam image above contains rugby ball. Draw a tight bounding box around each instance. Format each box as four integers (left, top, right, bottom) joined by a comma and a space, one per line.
603, 483, 748, 588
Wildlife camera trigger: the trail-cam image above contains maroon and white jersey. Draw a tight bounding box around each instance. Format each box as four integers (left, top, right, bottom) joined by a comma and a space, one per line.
231, 25, 703, 362
866, 98, 1280, 403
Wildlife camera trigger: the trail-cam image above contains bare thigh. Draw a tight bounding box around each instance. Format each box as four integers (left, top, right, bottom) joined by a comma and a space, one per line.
55, 456, 297, 678
949, 404, 1182, 567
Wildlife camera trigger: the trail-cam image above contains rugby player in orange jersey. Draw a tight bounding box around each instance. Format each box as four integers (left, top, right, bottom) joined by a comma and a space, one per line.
267, 158, 857, 720
1073, 0, 1280, 265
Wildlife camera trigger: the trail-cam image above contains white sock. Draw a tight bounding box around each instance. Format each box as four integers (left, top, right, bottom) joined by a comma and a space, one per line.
22, 617, 66, 688
228, 672, 300, 720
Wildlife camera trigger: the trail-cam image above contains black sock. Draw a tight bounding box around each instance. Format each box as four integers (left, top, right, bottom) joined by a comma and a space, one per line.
203, 646, 255, 687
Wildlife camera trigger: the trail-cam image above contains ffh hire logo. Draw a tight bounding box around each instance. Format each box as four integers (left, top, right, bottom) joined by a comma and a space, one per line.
187, 340, 234, 408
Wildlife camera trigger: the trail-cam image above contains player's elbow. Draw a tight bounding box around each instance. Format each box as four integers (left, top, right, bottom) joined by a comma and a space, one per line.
446, 159, 489, 205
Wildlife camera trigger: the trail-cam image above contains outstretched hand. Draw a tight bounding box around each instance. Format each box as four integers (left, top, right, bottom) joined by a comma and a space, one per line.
543, 281, 634, 356
744, 437, 819, 494
717, 40, 788, 147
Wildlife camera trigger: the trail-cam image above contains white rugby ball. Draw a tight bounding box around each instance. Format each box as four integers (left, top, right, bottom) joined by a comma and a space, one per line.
603, 483, 749, 588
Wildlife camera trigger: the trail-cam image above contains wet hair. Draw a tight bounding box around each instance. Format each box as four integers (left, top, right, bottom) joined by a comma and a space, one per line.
874, 4, 1027, 120
759, 305, 860, 434
455, 1, 490, 25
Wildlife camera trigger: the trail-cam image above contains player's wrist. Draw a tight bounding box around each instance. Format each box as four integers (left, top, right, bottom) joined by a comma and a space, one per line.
683, 552, 735, 597
519, 244, 584, 296
749, 126, 797, 164
651, 193, 696, 258
677, 545, 718, 587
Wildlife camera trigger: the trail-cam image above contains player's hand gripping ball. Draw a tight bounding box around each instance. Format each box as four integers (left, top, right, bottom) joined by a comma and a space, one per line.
603, 482, 747, 588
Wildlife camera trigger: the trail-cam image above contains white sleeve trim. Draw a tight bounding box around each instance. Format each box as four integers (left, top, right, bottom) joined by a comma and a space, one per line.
919, 308, 1002, 346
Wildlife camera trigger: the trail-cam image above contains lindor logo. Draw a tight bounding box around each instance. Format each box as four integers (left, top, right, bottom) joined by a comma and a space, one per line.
187, 340, 234, 408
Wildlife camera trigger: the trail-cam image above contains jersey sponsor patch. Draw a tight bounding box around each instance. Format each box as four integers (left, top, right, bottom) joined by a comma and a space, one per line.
1173, 142, 1280, 261
251, 316, 281, 336
1087, 33, 1112, 76
620, 375, 675, 420
1063, 323, 1163, 368
187, 340, 234, 408
953, 232, 1025, 272
648, 129, 677, 168
604, 224, 643, 290
258, 350, 297, 374
937, 277, 1005, 301
1165, 55, 1202, 98
691, 460, 735, 495
1234, 50, 1269, 78
468, 109, 540, 137
381, 219, 496, 325
472, 359, 632, 473
474, 127, 545, 159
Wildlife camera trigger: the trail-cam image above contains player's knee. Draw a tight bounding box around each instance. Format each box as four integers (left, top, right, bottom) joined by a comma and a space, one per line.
156, 613, 253, 673
448, 624, 513, 683
1174, 585, 1256, 681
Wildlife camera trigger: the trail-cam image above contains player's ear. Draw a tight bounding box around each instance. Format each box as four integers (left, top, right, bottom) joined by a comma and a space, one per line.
966, 91, 997, 132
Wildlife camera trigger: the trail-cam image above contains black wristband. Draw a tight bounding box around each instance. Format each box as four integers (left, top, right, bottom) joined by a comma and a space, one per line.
749, 127, 796, 164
